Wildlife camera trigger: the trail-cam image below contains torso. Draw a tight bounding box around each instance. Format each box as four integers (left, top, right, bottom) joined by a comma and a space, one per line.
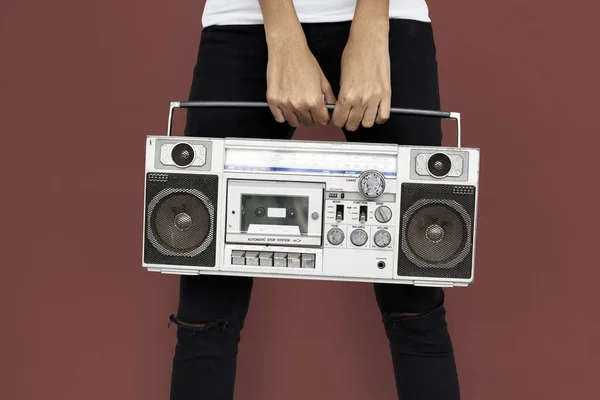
201, 0, 431, 27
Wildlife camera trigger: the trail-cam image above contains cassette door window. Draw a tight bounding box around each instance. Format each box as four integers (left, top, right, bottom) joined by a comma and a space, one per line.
226, 180, 324, 246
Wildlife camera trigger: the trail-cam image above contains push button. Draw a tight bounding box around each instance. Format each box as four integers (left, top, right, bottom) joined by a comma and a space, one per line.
301, 253, 315, 269
274, 252, 288, 267
231, 250, 245, 265
245, 251, 259, 266
287, 253, 301, 268
259, 252, 273, 266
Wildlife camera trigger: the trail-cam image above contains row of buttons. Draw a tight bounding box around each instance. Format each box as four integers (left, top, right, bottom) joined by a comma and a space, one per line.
231, 250, 316, 269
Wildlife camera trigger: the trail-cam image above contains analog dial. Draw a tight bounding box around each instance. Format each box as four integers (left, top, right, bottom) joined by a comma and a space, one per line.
327, 227, 345, 245
350, 229, 368, 247
374, 205, 392, 223
374, 230, 392, 248
358, 170, 386, 199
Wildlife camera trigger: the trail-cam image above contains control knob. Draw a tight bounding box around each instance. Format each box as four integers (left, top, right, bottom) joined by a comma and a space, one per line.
350, 229, 368, 247
373, 230, 392, 248
374, 205, 392, 223
327, 227, 345, 245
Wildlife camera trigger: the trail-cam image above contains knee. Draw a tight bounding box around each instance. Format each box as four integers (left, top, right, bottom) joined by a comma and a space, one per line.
382, 305, 454, 355
169, 314, 230, 334
383, 303, 448, 329
387, 312, 423, 318
169, 314, 242, 359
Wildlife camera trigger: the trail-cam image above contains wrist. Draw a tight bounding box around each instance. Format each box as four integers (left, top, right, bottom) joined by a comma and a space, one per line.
260, 0, 306, 49
265, 23, 307, 52
350, 0, 390, 41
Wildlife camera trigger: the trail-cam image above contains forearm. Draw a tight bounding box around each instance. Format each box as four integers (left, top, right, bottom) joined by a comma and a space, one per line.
351, 0, 390, 39
258, 0, 306, 49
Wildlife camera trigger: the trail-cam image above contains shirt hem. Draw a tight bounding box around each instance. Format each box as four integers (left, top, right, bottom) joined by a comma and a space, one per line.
202, 11, 431, 28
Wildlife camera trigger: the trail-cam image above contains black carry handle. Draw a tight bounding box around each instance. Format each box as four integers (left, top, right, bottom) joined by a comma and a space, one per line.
167, 101, 462, 147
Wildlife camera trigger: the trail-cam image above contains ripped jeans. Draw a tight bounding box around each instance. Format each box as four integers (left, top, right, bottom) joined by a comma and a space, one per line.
170, 19, 460, 399
169, 275, 460, 400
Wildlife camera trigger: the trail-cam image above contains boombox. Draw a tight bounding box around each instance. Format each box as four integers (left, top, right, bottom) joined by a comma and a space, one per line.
142, 102, 480, 287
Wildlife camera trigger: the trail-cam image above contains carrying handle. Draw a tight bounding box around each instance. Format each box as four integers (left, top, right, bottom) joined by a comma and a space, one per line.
167, 101, 461, 148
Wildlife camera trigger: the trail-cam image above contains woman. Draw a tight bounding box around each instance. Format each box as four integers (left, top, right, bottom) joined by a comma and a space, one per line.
169, 1, 460, 399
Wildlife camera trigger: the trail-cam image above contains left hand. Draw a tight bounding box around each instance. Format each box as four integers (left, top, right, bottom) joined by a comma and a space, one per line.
332, 25, 391, 131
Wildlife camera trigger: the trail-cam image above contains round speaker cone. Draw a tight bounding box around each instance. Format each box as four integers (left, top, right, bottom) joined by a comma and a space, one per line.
152, 193, 210, 252
405, 203, 467, 264
172, 143, 195, 167
427, 153, 451, 177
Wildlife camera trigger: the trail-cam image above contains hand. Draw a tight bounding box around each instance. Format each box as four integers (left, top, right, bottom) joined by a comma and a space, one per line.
266, 40, 336, 127
332, 24, 391, 131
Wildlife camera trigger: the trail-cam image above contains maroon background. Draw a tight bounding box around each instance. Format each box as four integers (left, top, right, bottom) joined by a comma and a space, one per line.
2, 1, 599, 399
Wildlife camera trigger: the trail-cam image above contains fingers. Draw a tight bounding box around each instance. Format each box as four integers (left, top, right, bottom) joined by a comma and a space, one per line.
331, 99, 351, 129
312, 101, 330, 126
362, 103, 379, 129
267, 96, 331, 127
322, 75, 337, 105
265, 72, 335, 127
376, 93, 391, 125
268, 104, 286, 124
294, 106, 314, 126
278, 105, 300, 128
345, 105, 367, 132
332, 92, 370, 131
333, 90, 391, 131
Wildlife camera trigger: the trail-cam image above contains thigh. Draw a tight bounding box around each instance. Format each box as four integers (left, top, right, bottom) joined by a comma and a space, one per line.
178, 25, 292, 324
344, 19, 443, 147
374, 283, 444, 315
342, 19, 445, 312
184, 25, 294, 140
176, 274, 254, 325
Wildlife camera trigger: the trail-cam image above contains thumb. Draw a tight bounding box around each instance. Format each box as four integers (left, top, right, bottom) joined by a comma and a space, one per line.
321, 74, 336, 105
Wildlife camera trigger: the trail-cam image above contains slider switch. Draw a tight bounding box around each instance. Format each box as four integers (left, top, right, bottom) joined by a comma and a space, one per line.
336, 204, 344, 222
359, 205, 368, 223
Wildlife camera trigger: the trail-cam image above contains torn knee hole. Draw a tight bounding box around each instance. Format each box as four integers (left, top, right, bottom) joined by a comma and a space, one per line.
387, 312, 424, 318
169, 314, 229, 332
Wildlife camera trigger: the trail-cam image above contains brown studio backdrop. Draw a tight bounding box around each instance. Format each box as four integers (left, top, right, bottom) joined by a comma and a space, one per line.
1, 1, 599, 399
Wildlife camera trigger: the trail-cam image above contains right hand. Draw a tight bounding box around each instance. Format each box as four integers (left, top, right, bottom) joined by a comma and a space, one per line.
266, 41, 336, 127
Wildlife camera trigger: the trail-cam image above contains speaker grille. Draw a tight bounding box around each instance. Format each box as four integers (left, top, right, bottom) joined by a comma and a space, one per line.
398, 183, 476, 279
144, 173, 218, 267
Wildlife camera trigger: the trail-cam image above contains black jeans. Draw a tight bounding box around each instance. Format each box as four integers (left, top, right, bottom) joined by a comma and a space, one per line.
170, 19, 460, 400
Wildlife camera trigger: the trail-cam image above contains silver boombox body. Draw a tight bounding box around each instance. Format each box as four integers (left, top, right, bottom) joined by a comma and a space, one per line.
142, 102, 480, 287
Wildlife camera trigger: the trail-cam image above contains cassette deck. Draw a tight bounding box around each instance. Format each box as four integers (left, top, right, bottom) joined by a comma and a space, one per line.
142, 102, 480, 287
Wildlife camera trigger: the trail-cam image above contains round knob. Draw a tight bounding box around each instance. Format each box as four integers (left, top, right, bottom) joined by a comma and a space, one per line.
374, 205, 392, 223
350, 229, 368, 247
374, 230, 392, 248
327, 227, 345, 245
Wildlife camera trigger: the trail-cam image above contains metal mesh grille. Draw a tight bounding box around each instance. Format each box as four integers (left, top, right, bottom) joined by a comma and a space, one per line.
398, 183, 476, 279
144, 173, 218, 267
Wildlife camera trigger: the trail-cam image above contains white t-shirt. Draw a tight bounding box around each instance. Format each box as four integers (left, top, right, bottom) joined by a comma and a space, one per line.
202, 0, 431, 27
